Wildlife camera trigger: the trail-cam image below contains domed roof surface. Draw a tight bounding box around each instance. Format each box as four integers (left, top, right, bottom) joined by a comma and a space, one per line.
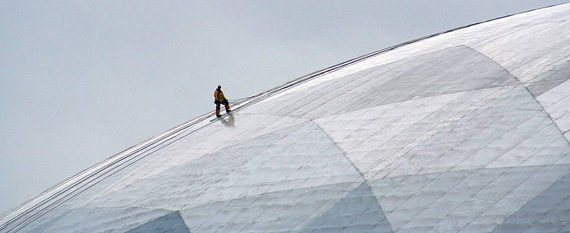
2, 3, 570, 233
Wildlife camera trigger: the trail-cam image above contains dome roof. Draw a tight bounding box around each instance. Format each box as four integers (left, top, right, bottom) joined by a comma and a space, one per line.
2, 3, 570, 233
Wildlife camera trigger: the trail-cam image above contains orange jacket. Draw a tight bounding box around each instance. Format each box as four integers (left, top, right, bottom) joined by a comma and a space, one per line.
214, 89, 227, 102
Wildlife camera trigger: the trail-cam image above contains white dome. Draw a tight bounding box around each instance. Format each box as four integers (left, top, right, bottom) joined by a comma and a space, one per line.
2, 3, 570, 233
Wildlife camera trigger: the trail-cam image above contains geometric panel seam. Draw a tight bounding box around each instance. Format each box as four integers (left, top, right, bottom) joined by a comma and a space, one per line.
312, 119, 395, 233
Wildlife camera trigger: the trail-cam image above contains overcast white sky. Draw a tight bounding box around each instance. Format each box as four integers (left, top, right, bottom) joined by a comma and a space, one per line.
1, 0, 568, 214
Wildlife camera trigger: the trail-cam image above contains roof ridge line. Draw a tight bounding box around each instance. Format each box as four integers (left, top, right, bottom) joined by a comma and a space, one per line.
225, 3, 568, 117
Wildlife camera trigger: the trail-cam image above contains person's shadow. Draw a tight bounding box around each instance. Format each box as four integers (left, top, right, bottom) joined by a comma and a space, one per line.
219, 114, 235, 128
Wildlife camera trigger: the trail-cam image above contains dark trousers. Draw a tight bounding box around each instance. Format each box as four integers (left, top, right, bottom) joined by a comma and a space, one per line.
216, 100, 231, 116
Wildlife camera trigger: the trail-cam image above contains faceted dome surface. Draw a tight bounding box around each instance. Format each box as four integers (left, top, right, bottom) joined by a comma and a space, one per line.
2, 4, 570, 233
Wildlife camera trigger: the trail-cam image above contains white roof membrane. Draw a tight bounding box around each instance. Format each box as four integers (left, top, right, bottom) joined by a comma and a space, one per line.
2, 3, 570, 233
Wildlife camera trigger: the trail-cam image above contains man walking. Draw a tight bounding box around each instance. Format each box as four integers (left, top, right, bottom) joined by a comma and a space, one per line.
214, 85, 231, 117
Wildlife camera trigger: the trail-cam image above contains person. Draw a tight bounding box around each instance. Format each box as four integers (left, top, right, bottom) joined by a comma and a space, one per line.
214, 85, 231, 117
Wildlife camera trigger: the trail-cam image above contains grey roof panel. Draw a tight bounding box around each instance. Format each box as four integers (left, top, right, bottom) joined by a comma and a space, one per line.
492, 172, 570, 233
125, 212, 190, 233
22, 207, 172, 233
525, 60, 570, 96
298, 182, 393, 233
537, 79, 570, 142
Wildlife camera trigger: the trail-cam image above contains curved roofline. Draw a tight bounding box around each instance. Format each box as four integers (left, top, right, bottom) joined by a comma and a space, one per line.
228, 3, 568, 112
1, 2, 567, 232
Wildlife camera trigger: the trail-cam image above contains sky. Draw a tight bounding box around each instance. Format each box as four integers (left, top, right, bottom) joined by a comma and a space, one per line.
1, 0, 568, 215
